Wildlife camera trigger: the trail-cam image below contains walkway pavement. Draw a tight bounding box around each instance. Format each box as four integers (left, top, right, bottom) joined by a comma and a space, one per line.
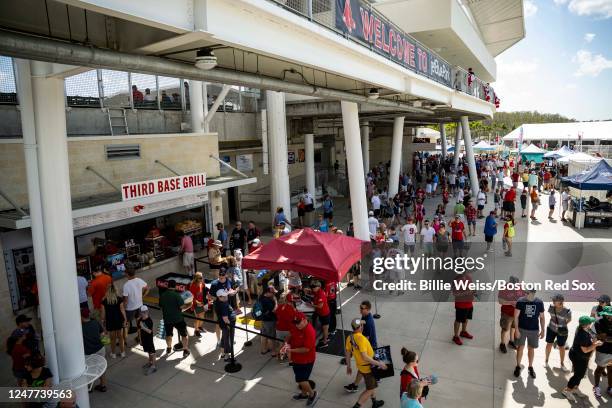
1, 181, 610, 408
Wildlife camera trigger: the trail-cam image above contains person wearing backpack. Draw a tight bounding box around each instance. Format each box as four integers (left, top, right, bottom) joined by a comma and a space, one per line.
345, 318, 386, 408
502, 216, 515, 257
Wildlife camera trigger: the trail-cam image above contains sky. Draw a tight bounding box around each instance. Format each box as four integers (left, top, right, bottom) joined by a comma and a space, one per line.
494, 0, 612, 121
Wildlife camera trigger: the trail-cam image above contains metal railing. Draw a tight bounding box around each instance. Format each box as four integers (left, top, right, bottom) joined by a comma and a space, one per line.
268, 0, 496, 104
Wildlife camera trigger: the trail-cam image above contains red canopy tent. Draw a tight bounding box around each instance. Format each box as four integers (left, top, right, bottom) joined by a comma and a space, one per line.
242, 228, 367, 282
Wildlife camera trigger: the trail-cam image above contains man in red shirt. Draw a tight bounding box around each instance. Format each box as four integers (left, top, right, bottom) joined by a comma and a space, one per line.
285, 312, 317, 405
502, 186, 516, 218
511, 171, 519, 188
88, 267, 112, 320
452, 273, 475, 345
311, 280, 330, 347
325, 281, 338, 336
450, 215, 465, 257
498, 276, 524, 353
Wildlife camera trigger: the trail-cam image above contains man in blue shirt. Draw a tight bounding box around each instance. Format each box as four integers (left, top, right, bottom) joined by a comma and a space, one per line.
513, 290, 545, 379
216, 222, 229, 256
483, 211, 497, 252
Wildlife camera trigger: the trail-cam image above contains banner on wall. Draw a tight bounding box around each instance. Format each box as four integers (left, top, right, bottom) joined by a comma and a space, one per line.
288, 151, 296, 164
236, 154, 254, 172
335, 0, 452, 87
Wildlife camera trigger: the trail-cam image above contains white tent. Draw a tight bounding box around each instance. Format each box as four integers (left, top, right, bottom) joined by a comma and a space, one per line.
543, 145, 573, 159
557, 152, 603, 164
473, 141, 495, 151
519, 144, 546, 153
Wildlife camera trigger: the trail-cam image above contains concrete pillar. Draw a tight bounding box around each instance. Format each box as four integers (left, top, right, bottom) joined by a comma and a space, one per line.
388, 117, 404, 197
439, 123, 447, 158
202, 82, 209, 132
453, 123, 462, 172
460, 116, 480, 195
266, 91, 291, 220
30, 61, 88, 407
361, 122, 370, 174
340, 101, 369, 241
189, 79, 204, 132
305, 133, 315, 198
14, 59, 59, 384
330, 145, 336, 167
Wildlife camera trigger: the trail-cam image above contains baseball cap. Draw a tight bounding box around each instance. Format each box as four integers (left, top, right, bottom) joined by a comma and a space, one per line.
293, 312, 307, 324
251, 238, 261, 246
216, 289, 229, 297
578, 316, 596, 326
350, 318, 364, 330
368, 211, 374, 216
597, 294, 611, 303
599, 305, 612, 317
140, 305, 149, 313
15, 314, 32, 325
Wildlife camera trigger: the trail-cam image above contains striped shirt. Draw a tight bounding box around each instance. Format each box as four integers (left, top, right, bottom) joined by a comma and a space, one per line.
547, 306, 571, 333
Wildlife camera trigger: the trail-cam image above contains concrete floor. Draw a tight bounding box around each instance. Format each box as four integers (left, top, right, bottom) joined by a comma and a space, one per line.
2, 178, 610, 408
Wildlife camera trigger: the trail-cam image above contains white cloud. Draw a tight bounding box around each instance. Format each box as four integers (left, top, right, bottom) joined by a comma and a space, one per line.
524, 0, 538, 17
573, 49, 612, 76
558, 0, 612, 19
584, 32, 596, 42
565, 83, 578, 89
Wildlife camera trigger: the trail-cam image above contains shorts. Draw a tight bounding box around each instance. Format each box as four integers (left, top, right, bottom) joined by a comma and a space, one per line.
516, 329, 539, 348
165, 320, 188, 338
549, 205, 555, 210
455, 307, 473, 323
323, 211, 333, 219
293, 363, 314, 383
126, 308, 139, 325
141, 335, 155, 354
362, 371, 378, 390
595, 351, 612, 367
499, 313, 515, 330
298, 208, 305, 217
562, 203, 568, 211
317, 314, 330, 326
423, 242, 434, 255
485, 235, 494, 243
545, 327, 568, 347
404, 243, 416, 255
467, 220, 476, 227
261, 320, 276, 338
276, 330, 290, 341
183, 252, 194, 268
452, 240, 464, 251
478, 205, 484, 211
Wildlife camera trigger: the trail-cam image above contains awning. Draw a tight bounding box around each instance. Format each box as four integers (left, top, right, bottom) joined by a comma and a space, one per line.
0, 175, 257, 230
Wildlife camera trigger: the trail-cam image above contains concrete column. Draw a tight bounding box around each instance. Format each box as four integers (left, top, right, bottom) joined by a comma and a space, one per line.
305, 133, 315, 197
30, 61, 88, 407
361, 122, 370, 173
460, 116, 480, 195
189, 79, 204, 132
266, 91, 291, 220
453, 123, 462, 172
388, 116, 404, 197
14, 59, 59, 384
202, 82, 209, 132
330, 145, 336, 167
340, 101, 369, 241
439, 123, 447, 158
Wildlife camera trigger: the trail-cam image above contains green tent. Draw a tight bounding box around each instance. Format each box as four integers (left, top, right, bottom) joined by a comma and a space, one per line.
520, 144, 546, 164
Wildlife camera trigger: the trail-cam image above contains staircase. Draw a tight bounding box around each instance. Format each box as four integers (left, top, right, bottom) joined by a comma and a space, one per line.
106, 108, 129, 135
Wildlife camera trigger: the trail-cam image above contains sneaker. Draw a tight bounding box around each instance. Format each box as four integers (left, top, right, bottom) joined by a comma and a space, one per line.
344, 383, 359, 393
499, 343, 507, 354
513, 366, 521, 377
194, 330, 202, 338
508, 340, 517, 350
593, 386, 601, 398
165, 347, 172, 354
372, 400, 384, 408
573, 389, 587, 398
183, 350, 190, 358
145, 365, 157, 376
460, 331, 473, 339
306, 391, 318, 406
317, 341, 329, 348
142, 362, 152, 369
452, 336, 463, 346
292, 393, 309, 401
528, 367, 536, 379
120, 352, 126, 358
110, 353, 117, 359
560, 364, 569, 372
329, 330, 337, 336
562, 390, 576, 402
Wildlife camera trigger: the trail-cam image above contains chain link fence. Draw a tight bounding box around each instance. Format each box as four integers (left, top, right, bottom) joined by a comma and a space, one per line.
64, 69, 100, 107
100, 69, 130, 107
0, 56, 17, 104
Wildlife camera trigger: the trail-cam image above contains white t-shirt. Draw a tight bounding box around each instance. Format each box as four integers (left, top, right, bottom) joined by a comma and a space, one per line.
448, 174, 456, 184
401, 224, 417, 244
421, 227, 436, 243
368, 217, 380, 237
302, 193, 313, 205
123, 277, 148, 311
371, 195, 381, 210
457, 189, 465, 202
477, 192, 486, 206
77, 276, 88, 303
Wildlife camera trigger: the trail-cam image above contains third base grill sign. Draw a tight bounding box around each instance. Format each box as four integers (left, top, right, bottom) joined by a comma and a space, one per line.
121, 173, 206, 201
